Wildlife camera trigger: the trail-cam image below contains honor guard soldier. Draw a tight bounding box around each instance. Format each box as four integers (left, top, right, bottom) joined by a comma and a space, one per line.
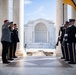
56, 24, 66, 59
62, 21, 70, 61
66, 19, 76, 64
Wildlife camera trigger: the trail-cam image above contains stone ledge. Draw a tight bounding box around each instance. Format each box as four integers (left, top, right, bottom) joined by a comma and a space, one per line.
27, 51, 54, 56
16, 51, 27, 56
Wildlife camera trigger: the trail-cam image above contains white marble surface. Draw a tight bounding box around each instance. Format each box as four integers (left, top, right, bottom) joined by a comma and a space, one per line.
0, 56, 76, 75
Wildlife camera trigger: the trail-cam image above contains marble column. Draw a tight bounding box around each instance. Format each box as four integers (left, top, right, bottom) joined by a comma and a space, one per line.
71, 0, 76, 25
56, 0, 67, 57
13, 0, 26, 56
0, 0, 9, 55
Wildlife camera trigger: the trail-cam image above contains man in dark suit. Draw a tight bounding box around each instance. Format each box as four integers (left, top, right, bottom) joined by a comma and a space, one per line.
12, 24, 19, 58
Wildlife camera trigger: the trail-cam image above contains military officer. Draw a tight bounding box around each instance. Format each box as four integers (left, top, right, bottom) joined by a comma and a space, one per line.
66, 19, 76, 64
8, 22, 14, 60
56, 23, 66, 59
62, 21, 70, 61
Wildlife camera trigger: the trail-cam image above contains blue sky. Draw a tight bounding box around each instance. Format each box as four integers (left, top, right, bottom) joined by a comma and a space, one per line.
24, 0, 56, 24
9, 0, 71, 25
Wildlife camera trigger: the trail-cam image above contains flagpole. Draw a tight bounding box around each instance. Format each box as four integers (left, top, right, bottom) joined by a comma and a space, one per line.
63, 4, 64, 25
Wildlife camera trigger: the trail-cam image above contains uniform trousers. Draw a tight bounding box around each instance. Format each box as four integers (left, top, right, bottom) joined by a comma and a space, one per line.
1, 41, 10, 63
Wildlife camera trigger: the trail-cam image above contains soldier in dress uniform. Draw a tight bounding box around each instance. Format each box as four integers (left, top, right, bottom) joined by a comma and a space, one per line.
66, 19, 76, 64
1, 20, 11, 64
8, 22, 14, 60
56, 23, 66, 59
62, 21, 70, 61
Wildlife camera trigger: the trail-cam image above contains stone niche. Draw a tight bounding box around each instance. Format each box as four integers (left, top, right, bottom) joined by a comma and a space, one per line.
24, 18, 56, 49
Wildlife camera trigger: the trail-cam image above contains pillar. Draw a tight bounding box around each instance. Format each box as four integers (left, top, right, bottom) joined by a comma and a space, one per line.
0, 0, 9, 55
13, 0, 26, 56
56, 0, 67, 57
71, 0, 76, 25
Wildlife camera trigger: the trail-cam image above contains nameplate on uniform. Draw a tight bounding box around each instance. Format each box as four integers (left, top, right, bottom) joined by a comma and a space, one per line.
64, 34, 68, 37
75, 34, 76, 37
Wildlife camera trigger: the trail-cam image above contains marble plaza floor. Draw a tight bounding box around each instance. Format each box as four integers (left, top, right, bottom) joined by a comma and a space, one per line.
0, 56, 76, 75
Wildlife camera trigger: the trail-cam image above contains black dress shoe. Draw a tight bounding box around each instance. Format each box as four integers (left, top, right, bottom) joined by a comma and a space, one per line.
61, 57, 65, 59
3, 61, 10, 64
8, 58, 14, 60
68, 62, 76, 64
65, 59, 70, 61
13, 56, 18, 58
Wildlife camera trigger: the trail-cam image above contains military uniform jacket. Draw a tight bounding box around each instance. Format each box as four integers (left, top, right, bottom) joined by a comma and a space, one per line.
1, 22, 11, 42
60, 27, 65, 43
66, 25, 76, 43
9, 27, 14, 43
13, 29, 19, 43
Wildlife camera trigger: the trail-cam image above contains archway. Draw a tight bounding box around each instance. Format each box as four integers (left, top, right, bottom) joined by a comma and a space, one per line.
35, 23, 47, 43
